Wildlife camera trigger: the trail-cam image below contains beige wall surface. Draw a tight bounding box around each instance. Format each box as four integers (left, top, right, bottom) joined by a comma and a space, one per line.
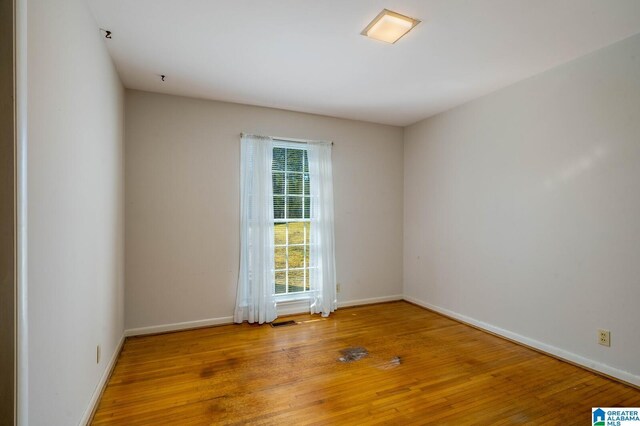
27, 0, 125, 423
0, 0, 15, 422
404, 33, 640, 384
125, 90, 404, 330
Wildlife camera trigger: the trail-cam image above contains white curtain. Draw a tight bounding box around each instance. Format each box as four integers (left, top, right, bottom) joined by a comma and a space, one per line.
234, 134, 277, 324
307, 142, 337, 317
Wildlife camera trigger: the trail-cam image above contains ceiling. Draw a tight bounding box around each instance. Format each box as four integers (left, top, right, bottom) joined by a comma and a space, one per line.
87, 0, 640, 126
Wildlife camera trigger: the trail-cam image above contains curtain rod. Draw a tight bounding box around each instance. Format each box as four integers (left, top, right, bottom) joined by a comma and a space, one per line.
241, 132, 333, 145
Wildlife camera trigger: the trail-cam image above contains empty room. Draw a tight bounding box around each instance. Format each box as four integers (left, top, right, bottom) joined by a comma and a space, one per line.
3, 0, 640, 424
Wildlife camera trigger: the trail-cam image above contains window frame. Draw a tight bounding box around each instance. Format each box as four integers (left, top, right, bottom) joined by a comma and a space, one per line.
272, 140, 313, 301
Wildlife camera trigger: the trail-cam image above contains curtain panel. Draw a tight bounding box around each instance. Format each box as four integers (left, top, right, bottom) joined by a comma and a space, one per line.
307, 141, 337, 317
234, 134, 277, 324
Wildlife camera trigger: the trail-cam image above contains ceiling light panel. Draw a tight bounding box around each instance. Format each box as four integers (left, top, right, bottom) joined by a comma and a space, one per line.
362, 9, 421, 44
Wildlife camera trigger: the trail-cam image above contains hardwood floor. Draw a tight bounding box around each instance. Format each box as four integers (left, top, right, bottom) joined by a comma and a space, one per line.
92, 301, 639, 425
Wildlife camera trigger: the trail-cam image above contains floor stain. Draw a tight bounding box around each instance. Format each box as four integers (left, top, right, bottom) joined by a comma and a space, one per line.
338, 347, 368, 362
200, 366, 215, 378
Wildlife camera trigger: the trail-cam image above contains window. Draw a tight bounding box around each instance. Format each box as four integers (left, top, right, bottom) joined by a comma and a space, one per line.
235, 133, 335, 323
272, 143, 311, 296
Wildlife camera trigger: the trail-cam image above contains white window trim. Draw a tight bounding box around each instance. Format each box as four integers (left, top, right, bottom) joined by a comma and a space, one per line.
272, 140, 313, 301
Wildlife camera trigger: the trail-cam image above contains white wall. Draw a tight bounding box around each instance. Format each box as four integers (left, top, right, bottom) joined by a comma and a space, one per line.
125, 90, 404, 330
404, 33, 640, 385
27, 0, 125, 424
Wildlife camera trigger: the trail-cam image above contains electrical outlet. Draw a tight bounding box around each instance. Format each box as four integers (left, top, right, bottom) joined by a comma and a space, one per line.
598, 329, 610, 347
97, 345, 101, 363
336, 282, 341, 293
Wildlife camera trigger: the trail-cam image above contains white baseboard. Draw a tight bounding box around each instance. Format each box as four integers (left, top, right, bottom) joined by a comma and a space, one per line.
124, 316, 235, 337
403, 295, 640, 388
124, 295, 405, 336
80, 334, 125, 425
338, 294, 403, 308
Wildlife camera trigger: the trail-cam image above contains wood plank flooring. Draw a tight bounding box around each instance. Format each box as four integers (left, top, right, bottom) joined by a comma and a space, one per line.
92, 301, 640, 425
